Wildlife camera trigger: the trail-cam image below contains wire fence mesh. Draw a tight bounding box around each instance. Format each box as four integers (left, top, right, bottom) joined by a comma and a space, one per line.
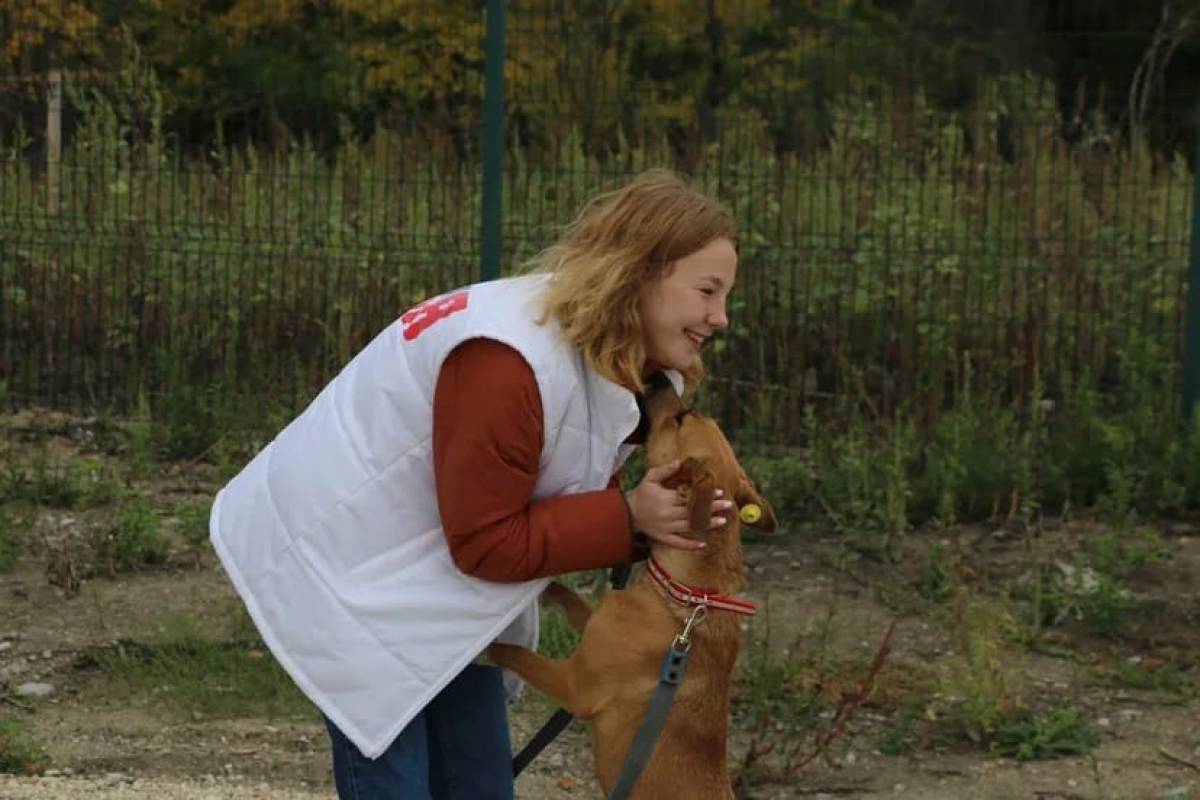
0, 4, 1195, 444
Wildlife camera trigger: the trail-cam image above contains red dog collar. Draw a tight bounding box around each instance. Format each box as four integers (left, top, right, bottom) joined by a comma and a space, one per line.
646, 556, 758, 616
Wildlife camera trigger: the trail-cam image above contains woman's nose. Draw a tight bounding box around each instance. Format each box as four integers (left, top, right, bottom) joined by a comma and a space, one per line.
708, 303, 729, 330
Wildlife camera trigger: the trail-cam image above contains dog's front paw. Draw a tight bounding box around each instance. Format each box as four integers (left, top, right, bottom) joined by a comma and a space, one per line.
482, 642, 526, 671
473, 646, 499, 668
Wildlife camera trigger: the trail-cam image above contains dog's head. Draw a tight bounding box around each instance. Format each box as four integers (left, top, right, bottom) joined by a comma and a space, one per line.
642, 375, 777, 535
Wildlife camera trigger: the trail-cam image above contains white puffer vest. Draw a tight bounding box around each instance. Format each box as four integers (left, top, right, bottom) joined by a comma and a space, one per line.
210, 274, 675, 759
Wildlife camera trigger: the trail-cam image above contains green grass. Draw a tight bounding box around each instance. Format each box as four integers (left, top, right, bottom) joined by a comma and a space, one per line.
734, 623, 831, 737
0, 510, 22, 573
81, 615, 314, 721
0, 455, 121, 510
110, 501, 170, 571
0, 716, 49, 776
989, 707, 1099, 761
536, 607, 581, 661
173, 499, 212, 567
1112, 659, 1195, 697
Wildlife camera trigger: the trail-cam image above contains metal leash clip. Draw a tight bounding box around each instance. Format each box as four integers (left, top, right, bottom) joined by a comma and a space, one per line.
672, 604, 709, 651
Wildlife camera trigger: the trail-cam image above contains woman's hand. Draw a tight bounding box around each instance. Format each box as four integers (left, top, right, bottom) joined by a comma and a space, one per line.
623, 460, 733, 550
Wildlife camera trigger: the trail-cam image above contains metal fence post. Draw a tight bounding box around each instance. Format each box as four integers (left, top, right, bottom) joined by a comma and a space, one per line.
480, 0, 506, 282
1184, 102, 1200, 426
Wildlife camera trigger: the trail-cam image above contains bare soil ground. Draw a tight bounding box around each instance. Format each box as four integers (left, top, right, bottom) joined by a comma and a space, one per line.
1, 411, 1198, 799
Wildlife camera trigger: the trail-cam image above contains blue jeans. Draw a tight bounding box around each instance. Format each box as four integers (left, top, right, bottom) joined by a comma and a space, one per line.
323, 664, 514, 800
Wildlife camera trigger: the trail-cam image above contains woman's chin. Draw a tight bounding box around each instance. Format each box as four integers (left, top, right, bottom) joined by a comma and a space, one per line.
645, 347, 699, 374
665, 353, 700, 372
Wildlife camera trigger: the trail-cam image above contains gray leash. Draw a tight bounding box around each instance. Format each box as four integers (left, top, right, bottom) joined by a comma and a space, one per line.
608, 604, 707, 800
512, 568, 707, 800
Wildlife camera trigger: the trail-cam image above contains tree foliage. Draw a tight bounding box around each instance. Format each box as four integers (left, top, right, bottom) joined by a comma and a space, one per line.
2, 0, 1198, 155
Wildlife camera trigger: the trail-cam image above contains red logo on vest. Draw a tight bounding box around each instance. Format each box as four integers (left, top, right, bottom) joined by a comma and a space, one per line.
401, 291, 469, 341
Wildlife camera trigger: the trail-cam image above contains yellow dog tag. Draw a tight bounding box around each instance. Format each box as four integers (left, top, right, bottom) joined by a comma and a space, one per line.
739, 504, 762, 524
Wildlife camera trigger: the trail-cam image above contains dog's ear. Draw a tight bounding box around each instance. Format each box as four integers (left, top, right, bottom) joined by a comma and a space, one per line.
735, 470, 778, 533
663, 456, 718, 533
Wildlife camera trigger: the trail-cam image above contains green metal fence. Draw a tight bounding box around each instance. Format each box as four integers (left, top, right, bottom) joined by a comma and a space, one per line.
1, 3, 1197, 444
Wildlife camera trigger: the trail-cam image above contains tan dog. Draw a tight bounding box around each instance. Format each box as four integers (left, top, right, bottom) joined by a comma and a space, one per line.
489, 379, 777, 798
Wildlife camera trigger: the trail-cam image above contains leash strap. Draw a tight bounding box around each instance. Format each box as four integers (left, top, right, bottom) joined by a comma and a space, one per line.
609, 562, 633, 592
512, 707, 574, 776
511, 565, 634, 777
607, 643, 690, 800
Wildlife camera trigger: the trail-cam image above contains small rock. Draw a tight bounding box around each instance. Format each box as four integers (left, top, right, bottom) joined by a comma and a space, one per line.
41, 649, 52, 659
100, 772, 128, 788
15, 682, 54, 699
0, 642, 11, 654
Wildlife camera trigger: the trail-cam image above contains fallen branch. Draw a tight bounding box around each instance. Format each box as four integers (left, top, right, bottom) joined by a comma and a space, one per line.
1158, 746, 1200, 773
791, 786, 869, 796
1, 693, 34, 712
734, 715, 777, 781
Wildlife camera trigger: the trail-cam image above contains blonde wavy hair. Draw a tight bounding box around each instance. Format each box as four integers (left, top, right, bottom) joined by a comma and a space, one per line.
529, 170, 737, 395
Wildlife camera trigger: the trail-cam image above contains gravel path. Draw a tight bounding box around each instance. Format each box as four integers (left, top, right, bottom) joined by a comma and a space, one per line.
0, 775, 331, 799
0, 771, 582, 799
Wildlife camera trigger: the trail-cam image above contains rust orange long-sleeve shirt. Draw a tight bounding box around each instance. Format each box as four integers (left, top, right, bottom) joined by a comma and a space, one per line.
432, 337, 646, 583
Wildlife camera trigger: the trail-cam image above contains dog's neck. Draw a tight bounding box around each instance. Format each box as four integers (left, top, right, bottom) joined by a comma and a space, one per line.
645, 521, 746, 597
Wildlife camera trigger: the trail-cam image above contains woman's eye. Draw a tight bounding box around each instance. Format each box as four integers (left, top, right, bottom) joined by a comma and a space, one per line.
699, 287, 715, 296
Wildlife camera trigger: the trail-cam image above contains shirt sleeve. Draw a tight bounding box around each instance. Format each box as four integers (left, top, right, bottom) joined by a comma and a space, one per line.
432, 337, 640, 582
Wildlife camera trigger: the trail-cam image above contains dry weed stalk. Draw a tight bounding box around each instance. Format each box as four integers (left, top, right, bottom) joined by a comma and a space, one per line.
735, 622, 896, 788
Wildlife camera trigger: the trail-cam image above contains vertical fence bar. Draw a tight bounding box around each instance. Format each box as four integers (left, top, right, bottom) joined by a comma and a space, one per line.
46, 70, 62, 216
1183, 102, 1200, 425
480, 0, 506, 282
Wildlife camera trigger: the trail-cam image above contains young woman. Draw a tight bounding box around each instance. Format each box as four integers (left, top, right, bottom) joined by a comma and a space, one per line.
210, 169, 740, 799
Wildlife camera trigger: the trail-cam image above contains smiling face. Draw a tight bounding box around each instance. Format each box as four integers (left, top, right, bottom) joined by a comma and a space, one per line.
638, 237, 738, 373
